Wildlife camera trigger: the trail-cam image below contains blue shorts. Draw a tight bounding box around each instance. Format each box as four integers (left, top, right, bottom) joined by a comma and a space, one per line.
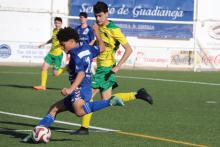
63, 86, 92, 113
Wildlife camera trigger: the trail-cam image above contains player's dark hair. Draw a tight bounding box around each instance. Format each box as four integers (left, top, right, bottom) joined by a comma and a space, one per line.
57, 27, 79, 43
54, 17, 62, 22
93, 1, 108, 14
79, 12, 88, 18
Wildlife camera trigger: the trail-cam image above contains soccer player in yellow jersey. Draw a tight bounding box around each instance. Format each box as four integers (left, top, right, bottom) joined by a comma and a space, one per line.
73, 1, 153, 135
34, 17, 64, 90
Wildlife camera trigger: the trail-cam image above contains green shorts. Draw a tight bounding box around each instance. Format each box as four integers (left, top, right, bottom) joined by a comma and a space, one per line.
44, 53, 63, 70
91, 66, 118, 92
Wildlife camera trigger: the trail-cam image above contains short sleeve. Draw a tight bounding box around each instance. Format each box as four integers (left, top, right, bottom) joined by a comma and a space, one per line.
90, 45, 100, 58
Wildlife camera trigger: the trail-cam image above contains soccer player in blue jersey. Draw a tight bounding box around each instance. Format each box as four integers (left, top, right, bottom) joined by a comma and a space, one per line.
75, 12, 96, 46
75, 12, 97, 74
22, 26, 124, 142
73, 1, 153, 135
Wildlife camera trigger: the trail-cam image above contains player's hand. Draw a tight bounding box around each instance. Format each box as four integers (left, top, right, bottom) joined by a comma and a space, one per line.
111, 65, 120, 73
38, 44, 45, 48
93, 23, 99, 35
105, 70, 115, 81
61, 88, 72, 96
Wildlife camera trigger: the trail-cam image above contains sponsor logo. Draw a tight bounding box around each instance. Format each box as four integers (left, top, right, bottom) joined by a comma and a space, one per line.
171, 51, 194, 65
0, 44, 11, 58
202, 54, 220, 65
80, 3, 184, 20
208, 23, 220, 40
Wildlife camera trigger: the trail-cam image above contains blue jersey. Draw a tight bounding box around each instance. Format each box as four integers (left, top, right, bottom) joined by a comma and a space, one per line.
75, 25, 95, 46
68, 44, 100, 87
63, 44, 99, 112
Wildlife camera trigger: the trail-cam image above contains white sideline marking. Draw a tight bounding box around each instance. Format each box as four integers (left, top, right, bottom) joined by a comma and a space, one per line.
0, 111, 207, 146
0, 129, 32, 132
117, 75, 220, 86
0, 129, 105, 133
0, 111, 119, 132
1, 71, 220, 86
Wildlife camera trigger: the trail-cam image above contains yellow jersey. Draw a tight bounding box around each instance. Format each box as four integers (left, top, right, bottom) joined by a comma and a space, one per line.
97, 21, 128, 67
49, 28, 63, 56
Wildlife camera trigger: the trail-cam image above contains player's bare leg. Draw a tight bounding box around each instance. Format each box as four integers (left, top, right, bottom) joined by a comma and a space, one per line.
101, 87, 112, 100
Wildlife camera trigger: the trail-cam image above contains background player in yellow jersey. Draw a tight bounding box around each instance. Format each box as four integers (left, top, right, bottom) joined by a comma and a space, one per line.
34, 17, 64, 90
73, 1, 153, 135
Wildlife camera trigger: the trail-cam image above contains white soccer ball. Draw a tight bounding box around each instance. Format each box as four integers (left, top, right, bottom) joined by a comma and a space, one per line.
32, 126, 51, 143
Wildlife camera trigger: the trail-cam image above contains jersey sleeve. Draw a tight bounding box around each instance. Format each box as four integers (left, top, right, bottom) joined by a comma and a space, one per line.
89, 45, 100, 58
74, 55, 85, 73
112, 28, 128, 45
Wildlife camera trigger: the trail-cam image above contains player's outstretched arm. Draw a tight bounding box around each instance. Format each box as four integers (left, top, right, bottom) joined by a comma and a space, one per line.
112, 43, 133, 73
38, 39, 52, 48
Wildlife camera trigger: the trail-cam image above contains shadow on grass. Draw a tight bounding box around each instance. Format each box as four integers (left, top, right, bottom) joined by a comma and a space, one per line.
0, 121, 81, 144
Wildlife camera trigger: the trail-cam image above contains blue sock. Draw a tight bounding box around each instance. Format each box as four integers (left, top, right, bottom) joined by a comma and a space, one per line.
82, 99, 111, 114
37, 114, 55, 128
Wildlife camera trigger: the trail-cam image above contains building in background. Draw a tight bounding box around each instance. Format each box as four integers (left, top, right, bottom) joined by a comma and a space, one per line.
0, 0, 220, 71
0, 0, 68, 64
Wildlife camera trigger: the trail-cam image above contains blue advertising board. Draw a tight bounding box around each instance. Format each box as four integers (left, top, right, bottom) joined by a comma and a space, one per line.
70, 0, 194, 39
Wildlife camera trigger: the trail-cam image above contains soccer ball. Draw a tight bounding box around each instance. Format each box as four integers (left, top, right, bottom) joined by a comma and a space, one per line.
32, 126, 51, 143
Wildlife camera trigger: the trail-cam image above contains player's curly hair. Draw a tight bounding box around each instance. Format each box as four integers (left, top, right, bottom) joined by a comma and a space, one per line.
57, 27, 79, 43
93, 1, 108, 14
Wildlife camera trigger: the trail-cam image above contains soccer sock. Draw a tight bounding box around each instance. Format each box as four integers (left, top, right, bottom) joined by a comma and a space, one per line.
81, 113, 93, 128
56, 68, 65, 76
113, 92, 136, 102
41, 70, 47, 87
81, 98, 93, 128
37, 114, 55, 128
82, 99, 111, 114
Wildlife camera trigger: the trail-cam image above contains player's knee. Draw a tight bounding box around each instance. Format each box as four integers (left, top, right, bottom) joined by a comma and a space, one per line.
42, 67, 48, 71
74, 108, 85, 117
53, 70, 60, 76
42, 64, 49, 71
73, 99, 86, 117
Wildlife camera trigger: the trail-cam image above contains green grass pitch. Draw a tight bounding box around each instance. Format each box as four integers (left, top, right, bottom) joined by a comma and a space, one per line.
0, 66, 220, 147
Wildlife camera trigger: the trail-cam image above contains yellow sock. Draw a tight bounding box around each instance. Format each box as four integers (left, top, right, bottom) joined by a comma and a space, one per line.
113, 92, 136, 102
82, 98, 93, 128
41, 70, 47, 87
57, 68, 65, 76
82, 113, 93, 128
